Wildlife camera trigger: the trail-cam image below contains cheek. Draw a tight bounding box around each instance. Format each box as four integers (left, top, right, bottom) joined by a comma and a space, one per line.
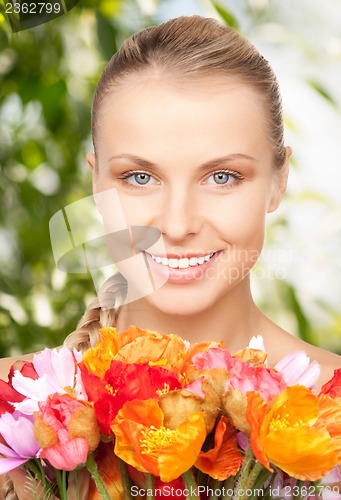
210, 192, 268, 244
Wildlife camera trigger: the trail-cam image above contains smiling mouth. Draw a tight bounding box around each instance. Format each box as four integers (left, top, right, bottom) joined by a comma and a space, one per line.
145, 251, 219, 269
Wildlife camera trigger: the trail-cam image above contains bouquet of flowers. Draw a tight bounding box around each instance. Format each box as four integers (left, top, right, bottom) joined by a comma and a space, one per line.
0, 326, 340, 499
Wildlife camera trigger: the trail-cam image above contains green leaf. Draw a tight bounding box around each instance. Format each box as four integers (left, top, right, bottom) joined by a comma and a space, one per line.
211, 2, 239, 29
285, 284, 315, 345
96, 10, 119, 60
307, 80, 336, 106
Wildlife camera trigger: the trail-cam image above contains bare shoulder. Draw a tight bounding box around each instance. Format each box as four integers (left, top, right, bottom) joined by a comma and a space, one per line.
260, 318, 340, 390
0, 353, 35, 381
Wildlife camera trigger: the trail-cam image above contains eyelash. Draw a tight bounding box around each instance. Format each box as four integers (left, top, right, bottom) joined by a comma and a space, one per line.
117, 169, 244, 190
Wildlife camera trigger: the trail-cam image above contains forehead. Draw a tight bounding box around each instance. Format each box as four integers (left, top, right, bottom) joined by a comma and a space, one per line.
95, 77, 272, 166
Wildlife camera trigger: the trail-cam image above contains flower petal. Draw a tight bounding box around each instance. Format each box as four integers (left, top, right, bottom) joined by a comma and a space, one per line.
275, 351, 320, 388
192, 347, 231, 370
320, 369, 341, 398
195, 416, 243, 480
12, 371, 58, 406
158, 412, 206, 482
0, 457, 28, 474
0, 443, 21, 459
0, 412, 38, 457
40, 437, 89, 471
112, 399, 163, 474
248, 335, 266, 351
246, 391, 272, 470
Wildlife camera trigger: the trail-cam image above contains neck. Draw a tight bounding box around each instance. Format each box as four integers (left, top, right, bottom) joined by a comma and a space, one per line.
116, 276, 263, 353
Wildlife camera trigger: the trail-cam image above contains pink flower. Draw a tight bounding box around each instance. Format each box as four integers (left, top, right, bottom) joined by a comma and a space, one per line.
275, 351, 320, 388
192, 347, 232, 370
193, 347, 285, 401
34, 394, 100, 471
0, 411, 39, 473
186, 377, 205, 397
12, 347, 85, 414
225, 358, 286, 401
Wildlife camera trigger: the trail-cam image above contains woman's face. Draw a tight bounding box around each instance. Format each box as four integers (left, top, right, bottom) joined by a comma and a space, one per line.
89, 77, 289, 315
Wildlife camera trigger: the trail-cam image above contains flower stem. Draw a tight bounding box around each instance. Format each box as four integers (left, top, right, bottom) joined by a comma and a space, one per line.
146, 474, 154, 499
183, 469, 200, 499
245, 461, 264, 490
54, 469, 67, 500
232, 446, 255, 500
119, 458, 133, 500
85, 454, 111, 500
209, 479, 221, 499
74, 470, 81, 500
222, 475, 236, 499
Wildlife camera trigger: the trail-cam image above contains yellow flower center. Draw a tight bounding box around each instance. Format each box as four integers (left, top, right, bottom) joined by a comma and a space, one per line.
269, 407, 304, 432
105, 383, 117, 395
140, 425, 177, 458
64, 386, 75, 394
156, 383, 170, 396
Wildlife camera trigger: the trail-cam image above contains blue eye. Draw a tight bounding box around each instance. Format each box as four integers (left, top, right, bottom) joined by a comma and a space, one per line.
121, 171, 158, 187
206, 171, 238, 185
132, 173, 151, 185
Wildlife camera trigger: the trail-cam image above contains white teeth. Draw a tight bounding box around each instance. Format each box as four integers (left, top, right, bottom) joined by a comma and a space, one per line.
150, 252, 215, 268
179, 258, 189, 269
168, 259, 179, 269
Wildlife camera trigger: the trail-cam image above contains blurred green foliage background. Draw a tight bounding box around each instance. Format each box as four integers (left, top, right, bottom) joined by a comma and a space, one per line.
0, 0, 341, 357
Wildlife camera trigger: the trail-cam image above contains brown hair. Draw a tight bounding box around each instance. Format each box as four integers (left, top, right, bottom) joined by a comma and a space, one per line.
65, 15, 286, 352
92, 15, 286, 167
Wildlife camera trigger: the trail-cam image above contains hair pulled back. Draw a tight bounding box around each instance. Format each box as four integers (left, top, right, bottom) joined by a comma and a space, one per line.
92, 15, 286, 166
66, 15, 286, 351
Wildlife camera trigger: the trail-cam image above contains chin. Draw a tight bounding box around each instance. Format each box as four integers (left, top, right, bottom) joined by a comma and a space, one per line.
143, 284, 217, 318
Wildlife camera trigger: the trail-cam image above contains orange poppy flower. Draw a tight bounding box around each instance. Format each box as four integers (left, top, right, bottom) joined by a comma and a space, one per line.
111, 398, 206, 483
246, 385, 340, 481
114, 328, 187, 374
195, 416, 244, 480
318, 393, 341, 461
82, 328, 119, 379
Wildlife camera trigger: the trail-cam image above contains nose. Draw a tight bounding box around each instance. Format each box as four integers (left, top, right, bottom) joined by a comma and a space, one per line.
157, 186, 204, 242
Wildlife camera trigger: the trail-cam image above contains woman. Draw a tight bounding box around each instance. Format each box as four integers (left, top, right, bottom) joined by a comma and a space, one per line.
1, 15, 340, 499
64, 15, 339, 381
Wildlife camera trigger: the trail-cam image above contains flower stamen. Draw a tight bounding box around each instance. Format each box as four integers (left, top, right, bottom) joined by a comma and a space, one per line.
140, 425, 177, 458
156, 383, 170, 396
105, 384, 117, 395
269, 412, 304, 432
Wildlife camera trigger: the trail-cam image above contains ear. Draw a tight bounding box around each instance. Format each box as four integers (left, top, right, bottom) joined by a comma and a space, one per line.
87, 152, 98, 194
267, 146, 292, 213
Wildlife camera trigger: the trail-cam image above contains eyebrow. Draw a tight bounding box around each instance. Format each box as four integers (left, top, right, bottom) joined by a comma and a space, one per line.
107, 153, 257, 172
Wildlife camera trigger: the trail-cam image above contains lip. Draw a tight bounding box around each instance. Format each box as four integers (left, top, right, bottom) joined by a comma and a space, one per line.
145, 250, 222, 284
148, 252, 216, 259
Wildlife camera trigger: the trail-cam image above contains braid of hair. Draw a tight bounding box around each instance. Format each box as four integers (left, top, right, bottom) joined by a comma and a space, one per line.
2, 475, 18, 500
64, 272, 128, 352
